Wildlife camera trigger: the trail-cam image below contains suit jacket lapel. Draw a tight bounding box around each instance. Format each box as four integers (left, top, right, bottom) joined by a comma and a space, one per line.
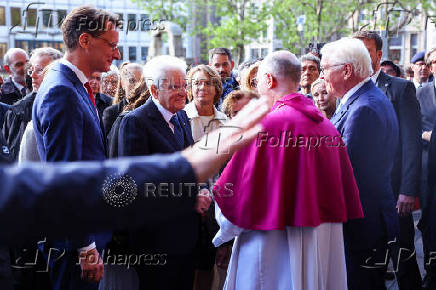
331, 80, 371, 127
56, 63, 105, 144
146, 99, 181, 150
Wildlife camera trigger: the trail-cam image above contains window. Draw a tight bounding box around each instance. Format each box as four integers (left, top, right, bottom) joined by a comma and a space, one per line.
0, 7, 5, 26
0, 43, 7, 65
127, 14, 136, 32
25, 9, 37, 27
42, 9, 53, 28
11, 7, 21, 27
140, 14, 150, 31
410, 33, 418, 60
250, 48, 259, 59
57, 10, 67, 27
388, 35, 402, 47
141, 47, 148, 61
129, 47, 136, 61
261, 48, 268, 58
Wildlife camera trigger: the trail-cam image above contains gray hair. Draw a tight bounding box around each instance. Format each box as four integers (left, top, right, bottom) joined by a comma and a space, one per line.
143, 55, 187, 88
3, 48, 28, 65
261, 50, 301, 84
101, 70, 119, 81
30, 47, 62, 62
320, 37, 373, 79
300, 53, 320, 72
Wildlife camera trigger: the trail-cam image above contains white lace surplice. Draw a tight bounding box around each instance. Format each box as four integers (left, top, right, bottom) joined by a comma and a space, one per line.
213, 206, 348, 290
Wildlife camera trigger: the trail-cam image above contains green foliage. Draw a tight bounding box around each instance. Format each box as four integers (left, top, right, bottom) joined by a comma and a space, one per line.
135, 0, 434, 58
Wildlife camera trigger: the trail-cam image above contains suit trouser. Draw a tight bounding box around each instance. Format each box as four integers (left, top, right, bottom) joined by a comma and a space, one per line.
345, 227, 392, 290
391, 214, 422, 290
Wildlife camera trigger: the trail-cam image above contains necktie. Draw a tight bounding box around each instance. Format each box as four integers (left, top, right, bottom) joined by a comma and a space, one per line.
84, 82, 97, 113
20, 88, 26, 96
170, 115, 185, 149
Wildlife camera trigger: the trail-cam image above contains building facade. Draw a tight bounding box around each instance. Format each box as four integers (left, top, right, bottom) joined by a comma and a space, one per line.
0, 0, 190, 66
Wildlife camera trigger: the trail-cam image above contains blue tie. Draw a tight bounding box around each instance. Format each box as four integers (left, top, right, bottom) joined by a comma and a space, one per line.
170, 115, 185, 149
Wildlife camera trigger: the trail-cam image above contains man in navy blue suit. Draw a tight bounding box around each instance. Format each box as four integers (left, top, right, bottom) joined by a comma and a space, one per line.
353, 31, 423, 289
118, 55, 210, 290
33, 5, 121, 289
322, 38, 399, 289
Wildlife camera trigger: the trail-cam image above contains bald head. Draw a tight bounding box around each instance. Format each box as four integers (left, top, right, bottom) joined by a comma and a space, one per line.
3, 48, 29, 85
257, 50, 301, 100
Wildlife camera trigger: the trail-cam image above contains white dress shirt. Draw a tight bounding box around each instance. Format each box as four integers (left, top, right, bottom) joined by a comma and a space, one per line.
152, 97, 176, 133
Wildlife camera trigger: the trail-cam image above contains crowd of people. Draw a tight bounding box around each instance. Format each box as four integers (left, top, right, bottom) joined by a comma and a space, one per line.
0, 4, 436, 290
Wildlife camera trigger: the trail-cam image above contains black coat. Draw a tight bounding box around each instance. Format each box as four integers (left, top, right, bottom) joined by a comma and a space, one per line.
2, 92, 37, 161
0, 77, 25, 105
376, 71, 422, 198
95, 92, 113, 120
102, 98, 127, 136
0, 102, 9, 129
118, 98, 197, 255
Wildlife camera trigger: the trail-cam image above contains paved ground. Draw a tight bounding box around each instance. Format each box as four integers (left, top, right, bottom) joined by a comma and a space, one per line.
385, 210, 424, 289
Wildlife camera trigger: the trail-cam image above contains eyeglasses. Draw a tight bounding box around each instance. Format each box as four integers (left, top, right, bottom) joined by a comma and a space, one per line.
93, 35, 119, 51
27, 67, 44, 76
320, 63, 346, 73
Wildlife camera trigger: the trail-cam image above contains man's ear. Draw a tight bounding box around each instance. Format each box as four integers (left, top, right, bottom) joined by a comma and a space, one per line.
266, 73, 274, 89
3, 65, 10, 74
78, 33, 91, 49
231, 61, 235, 70
150, 84, 159, 99
343, 63, 353, 80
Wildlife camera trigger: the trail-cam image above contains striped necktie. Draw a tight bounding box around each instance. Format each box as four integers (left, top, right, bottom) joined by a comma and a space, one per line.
170, 115, 185, 149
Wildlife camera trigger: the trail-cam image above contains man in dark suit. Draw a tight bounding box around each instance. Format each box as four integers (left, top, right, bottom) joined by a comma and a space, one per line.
418, 48, 436, 288
354, 31, 423, 289
118, 55, 205, 290
3, 47, 62, 162
33, 5, 121, 289
89, 71, 113, 118
322, 38, 399, 289
0, 48, 29, 105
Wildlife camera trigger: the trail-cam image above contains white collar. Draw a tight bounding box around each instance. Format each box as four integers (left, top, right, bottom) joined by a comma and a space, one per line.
184, 101, 226, 120
60, 58, 88, 85
371, 69, 381, 84
413, 79, 427, 88
152, 96, 175, 124
340, 77, 371, 106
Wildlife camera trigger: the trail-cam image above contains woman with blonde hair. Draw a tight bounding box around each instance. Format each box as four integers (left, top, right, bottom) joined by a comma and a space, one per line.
185, 64, 228, 290
185, 64, 227, 142
311, 78, 337, 119
221, 90, 260, 119
239, 60, 261, 91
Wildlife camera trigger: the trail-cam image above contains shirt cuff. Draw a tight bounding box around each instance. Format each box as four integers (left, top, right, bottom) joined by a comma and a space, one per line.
77, 242, 96, 253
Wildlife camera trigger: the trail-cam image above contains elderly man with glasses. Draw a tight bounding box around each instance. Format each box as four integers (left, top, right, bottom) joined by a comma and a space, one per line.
321, 38, 400, 290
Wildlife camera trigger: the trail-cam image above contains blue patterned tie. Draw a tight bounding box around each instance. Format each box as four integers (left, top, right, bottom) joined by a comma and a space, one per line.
170, 115, 185, 149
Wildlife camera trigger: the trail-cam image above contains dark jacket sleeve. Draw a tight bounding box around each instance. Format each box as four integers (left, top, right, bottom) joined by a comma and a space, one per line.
397, 82, 422, 196
0, 153, 197, 245
118, 113, 150, 156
